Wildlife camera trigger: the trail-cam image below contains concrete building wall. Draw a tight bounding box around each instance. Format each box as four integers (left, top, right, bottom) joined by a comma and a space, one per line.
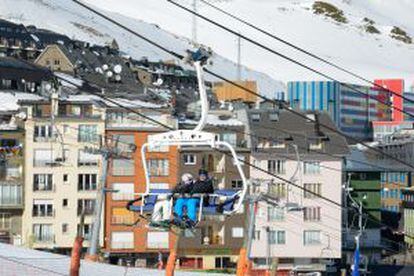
250, 157, 343, 260
22, 103, 105, 250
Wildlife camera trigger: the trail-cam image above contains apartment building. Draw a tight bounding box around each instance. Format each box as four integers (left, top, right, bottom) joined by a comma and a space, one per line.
21, 94, 105, 253
176, 110, 249, 270
0, 104, 24, 245
103, 101, 178, 267
287, 81, 392, 141
245, 109, 348, 273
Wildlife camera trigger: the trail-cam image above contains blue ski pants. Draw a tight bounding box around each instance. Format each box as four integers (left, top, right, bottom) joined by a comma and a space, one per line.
174, 198, 200, 222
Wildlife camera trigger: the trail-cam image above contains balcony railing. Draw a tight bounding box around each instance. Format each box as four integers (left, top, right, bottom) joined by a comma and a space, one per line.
0, 184, 23, 207
32, 209, 55, 218
78, 207, 95, 216
112, 193, 135, 201
111, 241, 134, 249
33, 234, 55, 243
111, 215, 135, 225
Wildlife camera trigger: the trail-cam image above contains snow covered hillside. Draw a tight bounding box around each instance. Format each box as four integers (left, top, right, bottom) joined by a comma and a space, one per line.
81, 0, 414, 89
0, 0, 285, 98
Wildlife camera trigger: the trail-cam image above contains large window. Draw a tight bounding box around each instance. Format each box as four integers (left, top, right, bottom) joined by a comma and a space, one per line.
33, 174, 53, 191
220, 133, 237, 147
0, 185, 22, 205
147, 231, 169, 249
32, 200, 53, 217
231, 180, 243, 189
112, 159, 134, 176
78, 150, 99, 166
269, 230, 285, 245
111, 183, 134, 201
77, 199, 96, 215
304, 230, 321, 245
148, 159, 169, 176
267, 160, 285, 174
112, 134, 136, 153
232, 227, 244, 238
268, 183, 286, 198
304, 183, 322, 198
304, 207, 321, 222
304, 162, 321, 175
111, 232, 134, 249
33, 149, 52, 167
34, 125, 53, 142
78, 174, 97, 191
111, 207, 135, 225
77, 223, 91, 240
78, 125, 98, 143
33, 224, 53, 242
268, 206, 285, 221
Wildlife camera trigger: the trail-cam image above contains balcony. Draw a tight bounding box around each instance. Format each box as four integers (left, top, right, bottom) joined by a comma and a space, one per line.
32, 209, 55, 218
111, 215, 135, 225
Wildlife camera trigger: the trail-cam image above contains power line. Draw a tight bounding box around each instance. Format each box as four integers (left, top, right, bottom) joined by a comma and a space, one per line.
71, 0, 414, 172
198, 0, 414, 106
68, 0, 414, 243
168, 0, 414, 122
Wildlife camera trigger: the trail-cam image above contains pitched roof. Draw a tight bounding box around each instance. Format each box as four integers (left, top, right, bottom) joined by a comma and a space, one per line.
0, 57, 52, 81
247, 109, 349, 157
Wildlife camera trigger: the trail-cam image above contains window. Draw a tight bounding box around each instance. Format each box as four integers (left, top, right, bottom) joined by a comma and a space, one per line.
112, 207, 135, 225
251, 113, 261, 122
269, 230, 285, 245
33, 224, 53, 242
112, 159, 134, 176
268, 206, 284, 221
33, 174, 53, 191
63, 174, 69, 184
220, 133, 237, 146
54, 59, 60, 65
304, 162, 321, 175
147, 232, 169, 248
268, 183, 286, 198
78, 174, 97, 191
232, 227, 244, 238
111, 231, 134, 249
183, 154, 196, 165
0, 185, 22, 205
231, 180, 243, 189
271, 141, 285, 148
269, 113, 279, 121
112, 183, 134, 201
0, 213, 11, 230
33, 149, 52, 167
78, 125, 98, 143
148, 144, 169, 152
304, 207, 321, 221
148, 159, 169, 176
112, 134, 136, 153
32, 200, 53, 217
34, 125, 53, 142
304, 183, 322, 198
149, 183, 169, 190
77, 224, 91, 240
253, 229, 261, 240
78, 150, 99, 166
309, 140, 323, 150
233, 155, 245, 166
304, 230, 321, 245
267, 160, 285, 174
62, 199, 68, 207
62, 223, 68, 234
77, 199, 96, 215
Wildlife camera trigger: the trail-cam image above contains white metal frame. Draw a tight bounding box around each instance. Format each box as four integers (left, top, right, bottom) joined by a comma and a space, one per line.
136, 60, 248, 217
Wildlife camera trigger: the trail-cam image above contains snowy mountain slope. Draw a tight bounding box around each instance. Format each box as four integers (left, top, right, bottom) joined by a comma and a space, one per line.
0, 0, 285, 98
82, 0, 414, 89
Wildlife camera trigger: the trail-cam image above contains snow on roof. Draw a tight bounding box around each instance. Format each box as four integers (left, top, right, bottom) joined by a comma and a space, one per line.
0, 91, 45, 112
184, 114, 243, 127
55, 72, 84, 88
0, 243, 224, 276
106, 97, 165, 109
64, 94, 102, 103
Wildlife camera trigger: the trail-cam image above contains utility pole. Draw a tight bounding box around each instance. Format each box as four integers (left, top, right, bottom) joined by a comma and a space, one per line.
192, 0, 198, 45
85, 151, 110, 262
236, 32, 242, 81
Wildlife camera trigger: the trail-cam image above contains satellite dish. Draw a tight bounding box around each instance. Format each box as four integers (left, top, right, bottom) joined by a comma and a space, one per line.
106, 71, 113, 78
102, 64, 109, 71
113, 64, 122, 74
153, 78, 163, 86
115, 75, 121, 82
44, 83, 52, 92
95, 67, 104, 74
